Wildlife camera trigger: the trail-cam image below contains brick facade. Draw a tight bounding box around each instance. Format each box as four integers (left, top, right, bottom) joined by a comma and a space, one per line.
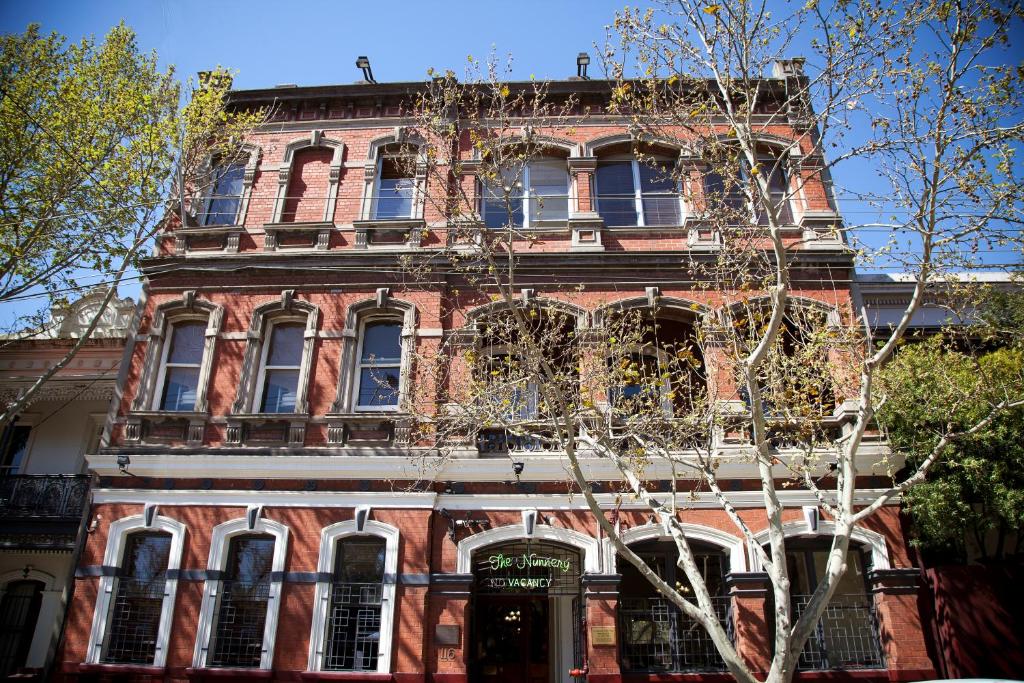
58, 74, 936, 682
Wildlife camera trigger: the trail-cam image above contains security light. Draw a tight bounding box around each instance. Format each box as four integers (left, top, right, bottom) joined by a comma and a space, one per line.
512, 461, 525, 476
577, 53, 591, 79
116, 455, 131, 474
356, 56, 376, 84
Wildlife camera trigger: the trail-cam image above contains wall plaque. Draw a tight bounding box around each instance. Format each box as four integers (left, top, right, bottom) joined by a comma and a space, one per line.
435, 624, 460, 646
590, 625, 616, 646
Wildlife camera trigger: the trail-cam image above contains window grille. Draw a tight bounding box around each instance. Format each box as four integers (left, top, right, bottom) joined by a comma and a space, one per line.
209, 535, 274, 668
793, 594, 883, 670
323, 537, 386, 671
618, 595, 731, 673
102, 532, 172, 664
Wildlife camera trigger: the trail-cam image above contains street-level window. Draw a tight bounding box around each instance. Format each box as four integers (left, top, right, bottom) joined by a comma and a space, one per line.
209, 535, 276, 668
784, 543, 883, 671
323, 537, 387, 671
159, 322, 205, 411
482, 159, 569, 229
101, 532, 172, 664
355, 321, 402, 410
596, 158, 680, 227
203, 163, 245, 226
618, 540, 729, 673
256, 323, 304, 413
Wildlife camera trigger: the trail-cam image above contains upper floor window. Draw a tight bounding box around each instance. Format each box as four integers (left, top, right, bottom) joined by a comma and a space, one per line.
256, 323, 304, 413
158, 322, 205, 412
0, 422, 31, 475
203, 163, 245, 226
209, 534, 276, 668
482, 159, 569, 229
596, 158, 680, 227
704, 152, 793, 225
355, 321, 403, 410
101, 532, 172, 664
373, 150, 415, 220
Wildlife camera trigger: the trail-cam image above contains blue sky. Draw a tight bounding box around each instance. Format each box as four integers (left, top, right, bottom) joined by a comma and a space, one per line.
0, 0, 625, 88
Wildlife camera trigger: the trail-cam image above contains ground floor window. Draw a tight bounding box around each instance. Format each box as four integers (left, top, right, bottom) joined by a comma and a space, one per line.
785, 543, 883, 670
209, 534, 275, 668
102, 532, 172, 663
323, 536, 385, 671
618, 540, 731, 673
0, 580, 42, 677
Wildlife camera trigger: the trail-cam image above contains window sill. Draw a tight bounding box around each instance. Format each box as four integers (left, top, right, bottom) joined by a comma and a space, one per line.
172, 226, 244, 254
77, 663, 167, 675
325, 413, 412, 446
125, 412, 208, 445
299, 673, 392, 682
225, 414, 309, 446
185, 667, 274, 680
262, 221, 334, 251
353, 218, 425, 249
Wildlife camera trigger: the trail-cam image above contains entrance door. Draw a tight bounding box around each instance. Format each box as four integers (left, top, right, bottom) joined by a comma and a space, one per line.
473, 595, 549, 683
0, 580, 43, 677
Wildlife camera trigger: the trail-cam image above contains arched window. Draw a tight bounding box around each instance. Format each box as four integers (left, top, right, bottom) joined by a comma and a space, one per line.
482, 159, 569, 228
372, 146, 415, 220
101, 532, 172, 664
703, 148, 793, 225
157, 322, 205, 411
255, 322, 305, 413
355, 321, 403, 410
208, 534, 276, 668
323, 536, 387, 671
596, 156, 680, 227
618, 539, 730, 673
203, 162, 246, 226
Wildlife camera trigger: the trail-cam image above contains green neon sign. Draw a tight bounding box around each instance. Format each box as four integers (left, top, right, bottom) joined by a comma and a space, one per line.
486, 552, 572, 574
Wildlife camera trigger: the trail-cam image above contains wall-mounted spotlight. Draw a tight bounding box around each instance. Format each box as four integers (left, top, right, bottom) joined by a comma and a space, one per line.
512, 461, 525, 478
577, 53, 591, 80
116, 455, 132, 476
356, 56, 376, 84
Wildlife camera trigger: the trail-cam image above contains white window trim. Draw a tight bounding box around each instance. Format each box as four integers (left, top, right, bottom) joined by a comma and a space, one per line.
595, 156, 684, 228
608, 521, 748, 573
455, 522, 601, 574
193, 516, 289, 670
481, 160, 570, 229
85, 514, 187, 667
371, 153, 416, 221
153, 320, 205, 412
352, 316, 405, 413
201, 162, 246, 227
307, 519, 399, 673
251, 321, 304, 414
748, 520, 891, 572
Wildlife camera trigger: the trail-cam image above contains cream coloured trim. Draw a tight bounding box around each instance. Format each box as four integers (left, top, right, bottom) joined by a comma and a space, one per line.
610, 522, 747, 573
455, 523, 601, 574
748, 520, 891, 571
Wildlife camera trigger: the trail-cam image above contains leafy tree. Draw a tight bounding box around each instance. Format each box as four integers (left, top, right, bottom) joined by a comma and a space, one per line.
0, 23, 265, 425
881, 299, 1024, 561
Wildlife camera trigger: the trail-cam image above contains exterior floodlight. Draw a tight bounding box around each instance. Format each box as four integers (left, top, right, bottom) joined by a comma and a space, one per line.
356, 56, 376, 83
577, 53, 591, 79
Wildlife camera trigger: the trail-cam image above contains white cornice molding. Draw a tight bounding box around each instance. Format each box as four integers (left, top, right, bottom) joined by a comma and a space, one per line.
86, 446, 897, 482
89, 488, 895, 511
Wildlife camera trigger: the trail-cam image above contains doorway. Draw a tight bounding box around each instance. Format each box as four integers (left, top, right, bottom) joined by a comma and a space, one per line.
470, 541, 582, 683
0, 580, 43, 677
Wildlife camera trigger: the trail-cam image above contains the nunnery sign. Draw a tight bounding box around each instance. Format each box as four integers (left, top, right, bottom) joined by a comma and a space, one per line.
474, 542, 581, 595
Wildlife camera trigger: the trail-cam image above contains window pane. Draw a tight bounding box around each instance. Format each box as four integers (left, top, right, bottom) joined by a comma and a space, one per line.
167, 323, 205, 364
103, 533, 172, 664
227, 536, 275, 584
260, 369, 299, 413
204, 164, 245, 226
213, 164, 245, 197
596, 161, 638, 226
204, 197, 241, 226
358, 368, 401, 408
267, 324, 304, 366
528, 161, 568, 222
641, 196, 680, 226
335, 538, 386, 583
160, 367, 199, 411
211, 536, 274, 668
0, 425, 31, 474
638, 162, 677, 193
361, 323, 402, 364
374, 178, 415, 219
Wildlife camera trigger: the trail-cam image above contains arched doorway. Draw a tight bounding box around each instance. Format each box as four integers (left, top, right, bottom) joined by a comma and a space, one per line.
471, 541, 583, 683
0, 580, 44, 677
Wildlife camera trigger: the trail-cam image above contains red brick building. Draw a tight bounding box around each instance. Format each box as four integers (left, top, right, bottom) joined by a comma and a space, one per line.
58, 63, 936, 682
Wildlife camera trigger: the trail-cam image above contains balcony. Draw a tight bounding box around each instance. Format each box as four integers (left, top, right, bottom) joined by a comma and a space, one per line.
0, 474, 91, 551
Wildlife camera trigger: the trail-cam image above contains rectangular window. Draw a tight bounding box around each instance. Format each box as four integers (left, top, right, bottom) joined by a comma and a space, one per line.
483, 168, 524, 229
373, 156, 415, 220
356, 322, 402, 409
258, 324, 304, 413
596, 159, 679, 227
323, 537, 386, 671
638, 161, 680, 226
204, 163, 245, 226
0, 424, 31, 476
209, 535, 275, 668
159, 323, 205, 411
595, 161, 638, 227
482, 161, 568, 229
102, 532, 172, 664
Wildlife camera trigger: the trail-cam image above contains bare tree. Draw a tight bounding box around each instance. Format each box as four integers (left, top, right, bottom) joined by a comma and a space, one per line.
377, 2, 1022, 680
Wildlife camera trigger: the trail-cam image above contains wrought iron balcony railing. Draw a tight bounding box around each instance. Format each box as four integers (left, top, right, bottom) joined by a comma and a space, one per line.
0, 474, 90, 521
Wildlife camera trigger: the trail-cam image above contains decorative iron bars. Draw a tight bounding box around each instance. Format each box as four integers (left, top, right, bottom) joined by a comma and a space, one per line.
476, 428, 563, 454
323, 582, 383, 671
793, 593, 884, 670
618, 595, 731, 673
0, 474, 89, 520
209, 580, 270, 668
102, 578, 166, 664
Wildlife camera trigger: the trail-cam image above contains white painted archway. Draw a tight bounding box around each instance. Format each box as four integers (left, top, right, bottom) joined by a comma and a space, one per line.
456, 523, 601, 574
606, 522, 748, 573
749, 521, 891, 571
